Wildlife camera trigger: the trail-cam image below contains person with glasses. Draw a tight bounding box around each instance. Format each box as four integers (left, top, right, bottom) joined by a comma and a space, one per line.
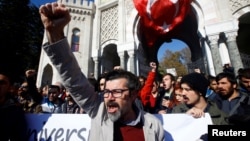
39, 2, 165, 141
17, 69, 43, 113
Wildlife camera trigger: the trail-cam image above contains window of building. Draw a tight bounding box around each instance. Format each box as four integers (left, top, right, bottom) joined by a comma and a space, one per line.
71, 28, 80, 52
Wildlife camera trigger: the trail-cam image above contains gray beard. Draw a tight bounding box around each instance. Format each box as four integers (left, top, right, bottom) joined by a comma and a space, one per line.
108, 110, 121, 122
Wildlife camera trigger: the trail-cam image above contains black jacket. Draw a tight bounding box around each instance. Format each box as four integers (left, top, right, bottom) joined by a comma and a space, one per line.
0, 98, 28, 141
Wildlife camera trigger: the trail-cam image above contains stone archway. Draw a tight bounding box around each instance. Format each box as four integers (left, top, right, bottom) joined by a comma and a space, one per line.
237, 12, 250, 54
41, 64, 53, 87
101, 44, 120, 73
237, 12, 250, 68
136, 6, 204, 73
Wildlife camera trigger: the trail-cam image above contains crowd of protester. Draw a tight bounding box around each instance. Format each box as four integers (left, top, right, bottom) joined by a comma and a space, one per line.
2, 60, 250, 140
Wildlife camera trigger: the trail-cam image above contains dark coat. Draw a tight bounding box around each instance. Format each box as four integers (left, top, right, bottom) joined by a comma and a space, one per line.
0, 98, 28, 141
171, 100, 229, 125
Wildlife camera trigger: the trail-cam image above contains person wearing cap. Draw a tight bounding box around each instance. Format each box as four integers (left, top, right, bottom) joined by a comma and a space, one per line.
171, 72, 228, 125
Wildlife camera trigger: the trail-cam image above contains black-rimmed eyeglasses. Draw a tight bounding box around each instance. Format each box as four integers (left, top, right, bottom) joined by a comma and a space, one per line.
102, 89, 129, 98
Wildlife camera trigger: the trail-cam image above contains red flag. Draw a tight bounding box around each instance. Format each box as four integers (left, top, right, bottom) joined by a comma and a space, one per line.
133, 0, 192, 47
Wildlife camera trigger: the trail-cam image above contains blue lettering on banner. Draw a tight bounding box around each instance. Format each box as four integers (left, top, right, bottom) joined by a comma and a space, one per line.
26, 113, 214, 141
27, 127, 87, 140
25, 114, 90, 141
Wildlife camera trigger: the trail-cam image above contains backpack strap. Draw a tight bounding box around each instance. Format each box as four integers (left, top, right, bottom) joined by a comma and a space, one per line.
229, 94, 247, 116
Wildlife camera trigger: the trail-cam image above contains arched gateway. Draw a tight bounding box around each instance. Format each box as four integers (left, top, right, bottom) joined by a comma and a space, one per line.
36, 0, 250, 88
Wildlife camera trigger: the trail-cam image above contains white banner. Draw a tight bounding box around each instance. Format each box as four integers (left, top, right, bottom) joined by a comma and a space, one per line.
26, 113, 213, 141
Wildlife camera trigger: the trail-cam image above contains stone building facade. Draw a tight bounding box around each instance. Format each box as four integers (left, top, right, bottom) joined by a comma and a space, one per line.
36, 0, 250, 87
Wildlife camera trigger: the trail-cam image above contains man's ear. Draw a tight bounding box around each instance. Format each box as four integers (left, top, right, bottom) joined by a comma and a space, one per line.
171, 80, 175, 85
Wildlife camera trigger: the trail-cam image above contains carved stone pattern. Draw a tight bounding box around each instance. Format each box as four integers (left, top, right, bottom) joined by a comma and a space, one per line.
208, 35, 219, 46
100, 5, 118, 44
69, 8, 93, 15
128, 50, 135, 57
125, 0, 135, 16
69, 8, 91, 21
229, 0, 250, 13
226, 31, 237, 42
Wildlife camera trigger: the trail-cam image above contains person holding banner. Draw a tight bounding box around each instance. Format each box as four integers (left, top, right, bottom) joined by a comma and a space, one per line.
171, 72, 229, 125
39, 2, 165, 141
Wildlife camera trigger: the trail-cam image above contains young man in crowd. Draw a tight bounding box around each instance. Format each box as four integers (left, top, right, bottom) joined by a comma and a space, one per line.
139, 62, 159, 113
17, 69, 43, 113
171, 72, 228, 125
237, 68, 250, 95
39, 2, 165, 141
41, 84, 65, 113
212, 72, 250, 116
155, 73, 176, 114
206, 75, 218, 100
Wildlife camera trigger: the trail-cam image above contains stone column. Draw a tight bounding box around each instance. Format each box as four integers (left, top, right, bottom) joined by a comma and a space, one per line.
226, 31, 243, 72
203, 38, 216, 76
118, 51, 125, 69
128, 50, 135, 74
208, 34, 222, 74
92, 56, 99, 79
